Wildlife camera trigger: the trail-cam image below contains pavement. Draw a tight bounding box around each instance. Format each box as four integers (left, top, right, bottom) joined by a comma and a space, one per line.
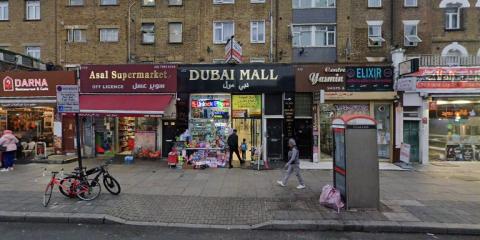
0, 159, 479, 235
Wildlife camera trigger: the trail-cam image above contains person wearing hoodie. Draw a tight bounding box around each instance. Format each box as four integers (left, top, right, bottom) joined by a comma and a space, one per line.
277, 138, 306, 189
0, 130, 19, 172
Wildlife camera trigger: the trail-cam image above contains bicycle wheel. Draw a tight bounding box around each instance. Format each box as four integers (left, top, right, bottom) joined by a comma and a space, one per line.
43, 183, 53, 207
103, 175, 121, 195
59, 176, 78, 198
76, 179, 101, 201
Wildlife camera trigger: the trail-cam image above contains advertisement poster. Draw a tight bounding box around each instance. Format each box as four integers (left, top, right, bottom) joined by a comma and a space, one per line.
134, 131, 156, 152
232, 95, 261, 117
345, 66, 394, 91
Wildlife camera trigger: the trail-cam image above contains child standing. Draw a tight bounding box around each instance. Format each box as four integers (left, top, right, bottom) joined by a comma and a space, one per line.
241, 139, 247, 162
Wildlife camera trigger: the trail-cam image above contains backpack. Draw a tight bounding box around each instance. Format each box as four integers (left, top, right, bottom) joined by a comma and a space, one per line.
241, 143, 247, 151
319, 184, 344, 213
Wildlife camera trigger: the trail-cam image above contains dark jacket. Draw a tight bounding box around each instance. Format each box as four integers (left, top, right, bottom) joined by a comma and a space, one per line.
227, 133, 239, 148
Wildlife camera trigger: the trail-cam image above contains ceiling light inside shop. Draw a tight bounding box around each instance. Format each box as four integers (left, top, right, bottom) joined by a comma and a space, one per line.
451, 100, 472, 104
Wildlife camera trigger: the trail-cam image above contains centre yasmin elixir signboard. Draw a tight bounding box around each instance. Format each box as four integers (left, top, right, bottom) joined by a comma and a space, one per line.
79, 64, 177, 93
345, 66, 393, 91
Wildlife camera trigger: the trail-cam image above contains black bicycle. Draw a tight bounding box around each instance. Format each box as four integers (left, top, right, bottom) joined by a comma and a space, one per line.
59, 161, 121, 198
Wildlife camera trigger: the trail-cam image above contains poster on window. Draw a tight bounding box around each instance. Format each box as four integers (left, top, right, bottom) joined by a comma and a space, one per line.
134, 131, 156, 153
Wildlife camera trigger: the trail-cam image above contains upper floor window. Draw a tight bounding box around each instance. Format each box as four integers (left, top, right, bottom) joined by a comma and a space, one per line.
213, 0, 234, 4
213, 59, 226, 64
251, 21, 265, 43
250, 57, 266, 63
293, 0, 335, 8
0, 1, 8, 21
403, 20, 421, 47
169, 22, 183, 43
213, 21, 234, 44
99, 28, 119, 42
25, 46, 41, 59
101, 0, 118, 5
141, 23, 155, 44
292, 25, 336, 47
26, 0, 40, 20
251, 0, 265, 3
169, 0, 182, 5
368, 0, 382, 8
69, 0, 84, 6
367, 21, 385, 47
445, 7, 461, 30
67, 29, 87, 43
143, 0, 155, 6
404, 0, 417, 7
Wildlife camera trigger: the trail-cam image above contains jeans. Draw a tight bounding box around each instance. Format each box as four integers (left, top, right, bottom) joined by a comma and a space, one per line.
2, 151, 15, 169
281, 163, 304, 186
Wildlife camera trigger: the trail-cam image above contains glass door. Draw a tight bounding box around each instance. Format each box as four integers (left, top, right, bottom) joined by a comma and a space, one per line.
232, 118, 261, 161
374, 104, 391, 160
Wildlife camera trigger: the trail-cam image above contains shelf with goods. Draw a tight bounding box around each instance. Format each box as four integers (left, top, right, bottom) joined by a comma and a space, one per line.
118, 117, 136, 153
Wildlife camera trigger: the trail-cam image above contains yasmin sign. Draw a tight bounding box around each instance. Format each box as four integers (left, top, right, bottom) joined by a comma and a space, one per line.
3, 76, 49, 92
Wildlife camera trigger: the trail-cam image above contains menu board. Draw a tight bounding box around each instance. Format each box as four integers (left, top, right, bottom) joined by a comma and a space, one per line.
284, 93, 295, 138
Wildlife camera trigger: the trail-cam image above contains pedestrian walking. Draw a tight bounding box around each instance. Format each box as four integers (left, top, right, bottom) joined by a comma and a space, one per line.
241, 139, 247, 162
277, 138, 306, 189
227, 129, 243, 169
0, 130, 19, 172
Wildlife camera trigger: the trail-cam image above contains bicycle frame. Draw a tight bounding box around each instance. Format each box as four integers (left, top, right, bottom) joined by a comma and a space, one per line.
48, 173, 90, 196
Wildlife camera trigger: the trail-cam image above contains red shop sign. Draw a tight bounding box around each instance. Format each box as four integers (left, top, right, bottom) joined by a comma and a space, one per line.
79, 64, 177, 93
416, 81, 480, 89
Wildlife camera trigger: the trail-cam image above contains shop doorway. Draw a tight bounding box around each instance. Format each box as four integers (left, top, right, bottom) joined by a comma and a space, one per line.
267, 119, 283, 160
295, 119, 313, 160
162, 120, 176, 157
403, 121, 420, 162
62, 116, 76, 153
232, 118, 262, 160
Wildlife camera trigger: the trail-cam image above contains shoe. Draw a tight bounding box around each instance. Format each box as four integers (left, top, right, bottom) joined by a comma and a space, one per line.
229, 165, 233, 169
0, 169, 9, 172
8, 167, 13, 171
296, 185, 306, 189
277, 181, 286, 187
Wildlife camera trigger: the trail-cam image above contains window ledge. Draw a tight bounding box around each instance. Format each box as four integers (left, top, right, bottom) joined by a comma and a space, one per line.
142, 5, 156, 7
142, 42, 155, 45
99, 4, 120, 6
24, 19, 41, 22
169, 41, 183, 44
251, 41, 266, 44
66, 5, 85, 7
293, 46, 336, 48
444, 28, 463, 32
0, 20, 9, 22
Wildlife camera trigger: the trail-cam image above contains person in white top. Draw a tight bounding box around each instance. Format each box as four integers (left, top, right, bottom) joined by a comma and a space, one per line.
0, 130, 19, 172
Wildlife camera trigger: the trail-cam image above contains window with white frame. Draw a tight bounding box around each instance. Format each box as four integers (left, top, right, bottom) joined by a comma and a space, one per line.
403, 20, 421, 46
293, 0, 336, 8
26, 0, 40, 20
213, 21, 234, 44
25, 46, 40, 59
213, 0, 234, 4
445, 7, 461, 30
169, 0, 182, 5
250, 57, 265, 63
69, 0, 84, 6
251, 0, 265, 3
100, 0, 118, 5
143, 0, 155, 6
250, 21, 265, 43
404, 0, 417, 7
0, 1, 8, 21
292, 25, 336, 47
367, 21, 385, 46
67, 29, 86, 43
99, 28, 119, 42
141, 23, 155, 44
169, 22, 183, 43
368, 0, 382, 8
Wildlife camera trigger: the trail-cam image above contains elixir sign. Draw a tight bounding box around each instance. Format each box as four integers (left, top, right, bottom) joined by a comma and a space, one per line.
345, 66, 393, 91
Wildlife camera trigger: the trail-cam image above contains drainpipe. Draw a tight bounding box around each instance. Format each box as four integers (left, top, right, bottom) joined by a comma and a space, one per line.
390, 0, 394, 46
127, 1, 137, 63
269, 0, 274, 62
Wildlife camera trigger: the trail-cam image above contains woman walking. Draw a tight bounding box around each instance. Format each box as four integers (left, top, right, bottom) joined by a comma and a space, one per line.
277, 138, 306, 189
0, 130, 19, 172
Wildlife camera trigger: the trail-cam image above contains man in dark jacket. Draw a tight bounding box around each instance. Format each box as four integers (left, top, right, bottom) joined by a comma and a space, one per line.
227, 129, 243, 168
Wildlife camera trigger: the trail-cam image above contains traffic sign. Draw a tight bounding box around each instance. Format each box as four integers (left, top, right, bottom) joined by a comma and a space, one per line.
56, 85, 79, 113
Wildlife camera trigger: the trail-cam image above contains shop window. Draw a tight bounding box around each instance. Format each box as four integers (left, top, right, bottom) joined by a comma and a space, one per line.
374, 104, 391, 159
213, 21, 234, 44
26, 0, 40, 20
141, 23, 155, 44
0, 1, 9, 21
295, 93, 312, 117
250, 21, 265, 43
67, 29, 87, 43
69, 0, 84, 6
367, 21, 385, 47
265, 94, 282, 115
169, 22, 182, 43
99, 28, 119, 42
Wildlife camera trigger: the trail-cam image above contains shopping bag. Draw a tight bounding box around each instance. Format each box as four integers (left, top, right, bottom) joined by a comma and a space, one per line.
319, 184, 344, 213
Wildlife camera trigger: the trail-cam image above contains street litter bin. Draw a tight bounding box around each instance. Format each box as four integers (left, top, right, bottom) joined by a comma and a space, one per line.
332, 115, 379, 209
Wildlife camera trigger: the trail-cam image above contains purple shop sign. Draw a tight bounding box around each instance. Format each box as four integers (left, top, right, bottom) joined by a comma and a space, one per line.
80, 64, 177, 93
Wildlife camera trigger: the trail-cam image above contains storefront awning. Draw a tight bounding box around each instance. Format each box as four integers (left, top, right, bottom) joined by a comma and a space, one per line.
79, 94, 173, 117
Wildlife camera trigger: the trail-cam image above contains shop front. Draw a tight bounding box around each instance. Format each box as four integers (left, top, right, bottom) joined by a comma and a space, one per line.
296, 65, 395, 162
0, 71, 77, 160
79, 64, 177, 160
399, 66, 480, 163
178, 64, 294, 168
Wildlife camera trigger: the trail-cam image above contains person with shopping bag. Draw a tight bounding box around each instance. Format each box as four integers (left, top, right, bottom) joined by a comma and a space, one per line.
277, 138, 306, 189
0, 130, 19, 172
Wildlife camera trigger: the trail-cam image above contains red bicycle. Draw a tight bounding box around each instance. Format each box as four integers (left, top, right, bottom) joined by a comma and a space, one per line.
43, 171, 101, 207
